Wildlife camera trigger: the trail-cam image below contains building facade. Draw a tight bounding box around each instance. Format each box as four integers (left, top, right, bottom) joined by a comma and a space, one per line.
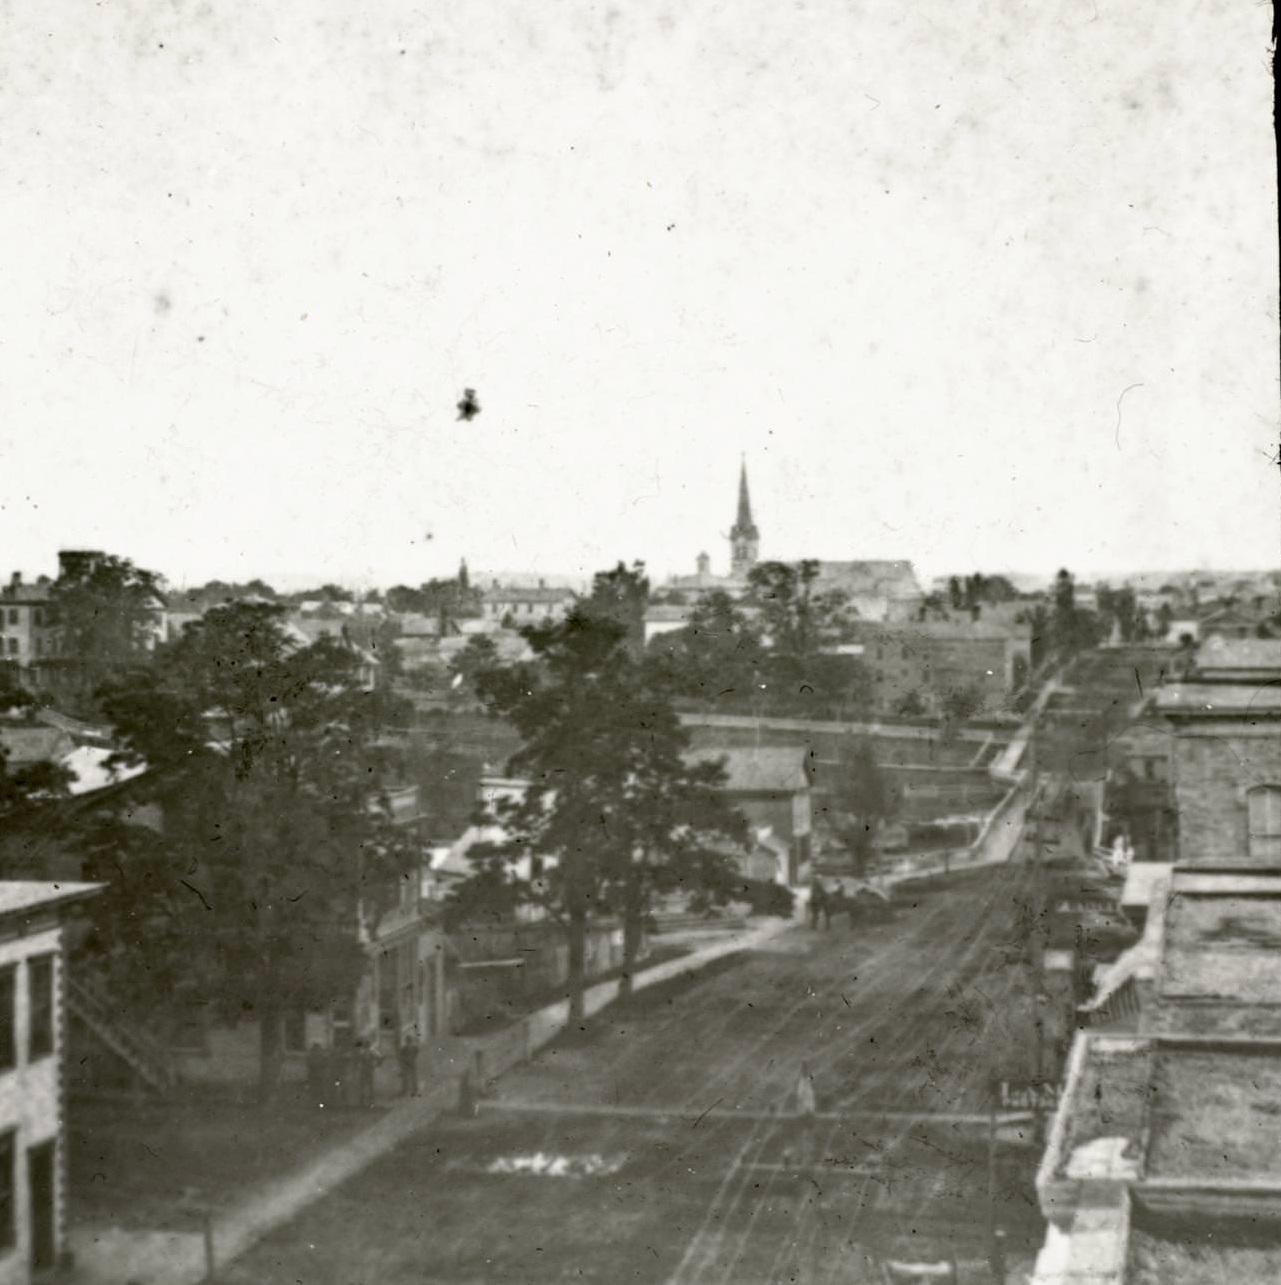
481, 581, 576, 625
0, 882, 100, 1285
852, 619, 1032, 714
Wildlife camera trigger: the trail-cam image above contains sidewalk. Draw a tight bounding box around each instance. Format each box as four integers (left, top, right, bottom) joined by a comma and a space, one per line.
67, 913, 795, 1284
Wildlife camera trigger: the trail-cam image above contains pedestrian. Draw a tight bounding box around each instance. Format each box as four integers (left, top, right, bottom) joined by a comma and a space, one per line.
356, 1037, 380, 1108
795, 1060, 817, 1166
809, 880, 828, 930
398, 1031, 420, 1098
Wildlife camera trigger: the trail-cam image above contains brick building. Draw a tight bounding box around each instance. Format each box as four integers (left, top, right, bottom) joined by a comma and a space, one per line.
850, 618, 1032, 714
1155, 638, 1281, 866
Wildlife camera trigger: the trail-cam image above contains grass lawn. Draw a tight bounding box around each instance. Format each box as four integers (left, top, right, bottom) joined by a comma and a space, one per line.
69, 1087, 385, 1233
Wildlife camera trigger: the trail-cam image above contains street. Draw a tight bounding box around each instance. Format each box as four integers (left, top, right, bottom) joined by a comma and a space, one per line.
227, 864, 1048, 1284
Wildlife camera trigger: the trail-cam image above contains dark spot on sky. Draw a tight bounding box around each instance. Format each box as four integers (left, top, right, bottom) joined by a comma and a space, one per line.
154, 293, 171, 314
196, 335, 205, 343
456, 388, 480, 421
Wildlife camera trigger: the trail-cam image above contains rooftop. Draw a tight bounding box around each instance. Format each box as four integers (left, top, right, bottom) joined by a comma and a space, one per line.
1154, 682, 1281, 717
1147, 1048, 1281, 1179
1194, 635, 1281, 676
1128, 1226, 1281, 1285
0, 880, 103, 926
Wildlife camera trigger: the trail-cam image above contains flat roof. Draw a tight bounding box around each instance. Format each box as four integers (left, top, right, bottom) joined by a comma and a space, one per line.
1128, 1227, 1281, 1285
0, 880, 103, 926
1154, 683, 1281, 716
1147, 1047, 1281, 1180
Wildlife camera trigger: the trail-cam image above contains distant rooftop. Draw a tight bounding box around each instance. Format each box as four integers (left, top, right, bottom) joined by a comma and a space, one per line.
1194, 635, 1281, 675
1154, 682, 1281, 717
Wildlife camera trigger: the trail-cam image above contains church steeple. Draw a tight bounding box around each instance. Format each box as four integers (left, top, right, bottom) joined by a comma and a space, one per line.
729, 458, 760, 577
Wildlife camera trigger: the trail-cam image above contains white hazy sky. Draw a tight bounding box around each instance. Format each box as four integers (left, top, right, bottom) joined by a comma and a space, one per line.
2, 0, 1277, 590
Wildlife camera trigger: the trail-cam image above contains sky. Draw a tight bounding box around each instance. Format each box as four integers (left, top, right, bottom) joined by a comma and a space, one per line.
2, 0, 1277, 592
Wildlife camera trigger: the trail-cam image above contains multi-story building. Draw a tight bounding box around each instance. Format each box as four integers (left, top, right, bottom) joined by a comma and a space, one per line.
1154, 639, 1281, 866
852, 618, 1032, 714
481, 580, 577, 625
0, 578, 61, 691
0, 881, 101, 1285
1035, 868, 1281, 1283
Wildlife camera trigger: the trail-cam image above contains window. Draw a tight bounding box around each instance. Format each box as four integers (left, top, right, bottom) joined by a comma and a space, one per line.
28, 955, 55, 1060
33, 608, 43, 625
5, 639, 15, 656
0, 1130, 13, 1253
1144, 759, 1157, 781
0, 967, 13, 1072
5, 608, 16, 624
1247, 786, 1281, 862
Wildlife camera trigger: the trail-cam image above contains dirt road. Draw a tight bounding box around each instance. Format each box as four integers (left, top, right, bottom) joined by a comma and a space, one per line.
227, 866, 1048, 1284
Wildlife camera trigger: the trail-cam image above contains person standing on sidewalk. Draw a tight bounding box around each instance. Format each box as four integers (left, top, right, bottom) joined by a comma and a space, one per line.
398, 1031, 421, 1097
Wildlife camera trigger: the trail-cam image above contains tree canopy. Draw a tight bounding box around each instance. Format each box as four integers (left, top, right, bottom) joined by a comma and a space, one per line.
821, 737, 900, 876
50, 553, 165, 714
456, 601, 745, 1016
94, 600, 418, 1096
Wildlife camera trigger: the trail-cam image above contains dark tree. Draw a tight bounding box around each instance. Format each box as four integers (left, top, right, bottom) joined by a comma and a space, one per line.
581, 561, 650, 656
823, 737, 900, 877
646, 591, 764, 707
50, 553, 165, 714
96, 601, 418, 1098
458, 604, 744, 1018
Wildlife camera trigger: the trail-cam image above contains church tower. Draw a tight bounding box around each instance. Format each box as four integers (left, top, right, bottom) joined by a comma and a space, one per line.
729, 459, 760, 578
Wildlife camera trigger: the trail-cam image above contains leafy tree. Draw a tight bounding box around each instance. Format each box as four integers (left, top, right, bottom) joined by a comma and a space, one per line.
1050, 569, 1102, 656
448, 635, 500, 706
581, 561, 650, 656
948, 576, 964, 611
0, 749, 72, 828
50, 553, 165, 714
1156, 602, 1174, 638
747, 560, 850, 660
459, 605, 744, 1018
893, 689, 928, 718
824, 737, 900, 877
646, 591, 764, 706
96, 601, 419, 1098
940, 684, 984, 740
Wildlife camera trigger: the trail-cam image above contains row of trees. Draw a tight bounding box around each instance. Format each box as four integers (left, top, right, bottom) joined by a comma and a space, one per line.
647, 561, 869, 717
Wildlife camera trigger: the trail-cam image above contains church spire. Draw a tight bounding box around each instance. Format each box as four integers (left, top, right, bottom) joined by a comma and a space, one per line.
729, 457, 760, 577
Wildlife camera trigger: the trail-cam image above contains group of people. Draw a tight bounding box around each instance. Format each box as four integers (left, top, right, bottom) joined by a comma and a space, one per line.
305, 1032, 423, 1108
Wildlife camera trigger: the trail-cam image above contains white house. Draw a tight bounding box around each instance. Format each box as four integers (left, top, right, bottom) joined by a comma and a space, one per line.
0, 881, 101, 1285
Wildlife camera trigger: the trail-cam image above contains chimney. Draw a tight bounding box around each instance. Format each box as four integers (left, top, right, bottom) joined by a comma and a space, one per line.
538, 579, 546, 589
7, 572, 19, 591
